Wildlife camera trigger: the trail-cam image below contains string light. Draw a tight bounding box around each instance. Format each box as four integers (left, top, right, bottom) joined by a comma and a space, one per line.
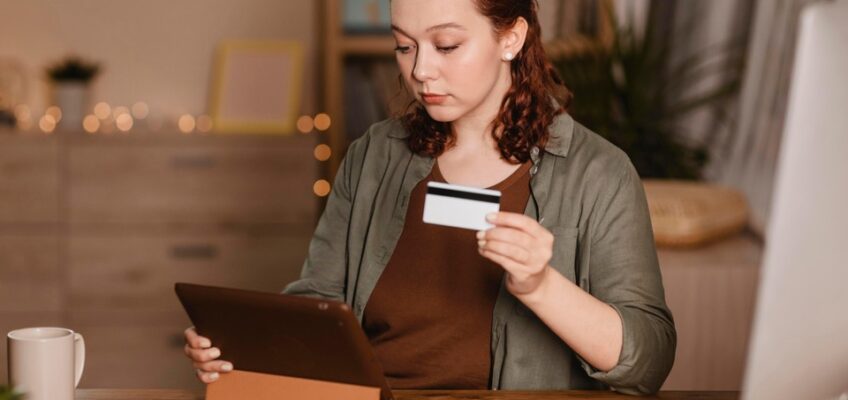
296, 115, 314, 133
178, 114, 196, 133
116, 113, 133, 132
196, 115, 213, 133
131, 102, 149, 119
45, 106, 62, 122
94, 102, 112, 120
313, 144, 332, 161
313, 179, 331, 197
83, 115, 100, 134
314, 113, 331, 131
38, 115, 56, 133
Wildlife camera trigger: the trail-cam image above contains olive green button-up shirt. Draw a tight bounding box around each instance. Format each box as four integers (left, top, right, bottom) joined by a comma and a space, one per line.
283, 112, 676, 395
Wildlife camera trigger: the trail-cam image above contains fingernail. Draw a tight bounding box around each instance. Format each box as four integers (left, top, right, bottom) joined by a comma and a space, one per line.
209, 348, 221, 358
209, 372, 219, 381
476, 230, 485, 239
478, 240, 486, 247
486, 213, 497, 222
200, 339, 211, 348
221, 363, 233, 372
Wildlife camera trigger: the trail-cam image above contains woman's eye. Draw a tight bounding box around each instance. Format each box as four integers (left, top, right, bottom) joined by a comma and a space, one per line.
437, 45, 459, 53
394, 45, 412, 54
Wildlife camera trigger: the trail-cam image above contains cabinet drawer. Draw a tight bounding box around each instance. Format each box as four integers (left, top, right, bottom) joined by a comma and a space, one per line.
67, 136, 318, 226
72, 321, 203, 390
0, 136, 60, 224
68, 229, 312, 317
0, 234, 62, 312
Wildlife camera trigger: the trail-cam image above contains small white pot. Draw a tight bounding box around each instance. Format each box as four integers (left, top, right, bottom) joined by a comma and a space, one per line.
52, 82, 89, 131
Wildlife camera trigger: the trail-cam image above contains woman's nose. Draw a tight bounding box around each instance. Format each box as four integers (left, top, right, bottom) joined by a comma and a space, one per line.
412, 49, 437, 82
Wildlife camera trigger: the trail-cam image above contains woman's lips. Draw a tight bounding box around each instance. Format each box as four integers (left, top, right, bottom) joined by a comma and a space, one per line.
421, 93, 448, 105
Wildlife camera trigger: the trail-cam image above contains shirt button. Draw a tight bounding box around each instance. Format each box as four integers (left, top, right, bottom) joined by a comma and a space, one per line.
530, 165, 539, 175
530, 146, 539, 157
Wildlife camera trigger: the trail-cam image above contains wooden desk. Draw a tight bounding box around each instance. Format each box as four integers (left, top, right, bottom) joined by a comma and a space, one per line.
75, 389, 740, 399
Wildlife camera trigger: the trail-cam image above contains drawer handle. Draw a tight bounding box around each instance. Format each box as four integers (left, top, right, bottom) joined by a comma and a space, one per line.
170, 155, 217, 169
170, 244, 218, 259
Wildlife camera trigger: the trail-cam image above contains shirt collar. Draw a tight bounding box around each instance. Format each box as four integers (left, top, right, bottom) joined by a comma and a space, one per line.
387, 111, 574, 159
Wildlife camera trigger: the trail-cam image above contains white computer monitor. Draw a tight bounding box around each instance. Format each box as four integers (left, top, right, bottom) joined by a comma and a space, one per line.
741, 1, 848, 399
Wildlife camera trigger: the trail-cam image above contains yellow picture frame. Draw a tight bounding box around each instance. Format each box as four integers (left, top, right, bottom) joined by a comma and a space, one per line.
209, 40, 304, 134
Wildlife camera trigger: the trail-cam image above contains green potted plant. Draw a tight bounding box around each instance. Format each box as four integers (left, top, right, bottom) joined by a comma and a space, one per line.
552, 9, 750, 247
0, 385, 24, 400
552, 10, 745, 179
46, 55, 100, 131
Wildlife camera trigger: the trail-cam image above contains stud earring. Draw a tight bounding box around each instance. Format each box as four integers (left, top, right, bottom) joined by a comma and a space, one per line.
503, 52, 514, 61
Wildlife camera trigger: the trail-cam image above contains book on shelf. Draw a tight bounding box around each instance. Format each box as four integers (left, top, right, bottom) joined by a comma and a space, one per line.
343, 59, 412, 143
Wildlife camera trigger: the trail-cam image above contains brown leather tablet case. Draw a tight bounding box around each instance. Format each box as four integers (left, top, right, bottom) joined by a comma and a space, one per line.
175, 282, 392, 400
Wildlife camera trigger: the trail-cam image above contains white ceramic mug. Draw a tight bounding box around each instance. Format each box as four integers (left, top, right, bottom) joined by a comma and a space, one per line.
6, 327, 85, 400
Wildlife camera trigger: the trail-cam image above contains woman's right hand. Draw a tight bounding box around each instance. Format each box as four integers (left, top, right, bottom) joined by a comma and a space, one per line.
183, 326, 234, 383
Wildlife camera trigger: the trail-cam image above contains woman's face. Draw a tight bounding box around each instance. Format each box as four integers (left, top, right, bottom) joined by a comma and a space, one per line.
391, 0, 511, 124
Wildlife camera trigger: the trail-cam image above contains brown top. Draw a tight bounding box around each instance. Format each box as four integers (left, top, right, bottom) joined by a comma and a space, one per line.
363, 159, 533, 389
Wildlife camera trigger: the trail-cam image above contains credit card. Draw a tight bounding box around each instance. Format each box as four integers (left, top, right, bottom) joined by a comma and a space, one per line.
423, 181, 501, 231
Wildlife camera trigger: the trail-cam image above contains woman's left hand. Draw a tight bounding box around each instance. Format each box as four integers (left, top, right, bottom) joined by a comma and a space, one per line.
477, 211, 554, 297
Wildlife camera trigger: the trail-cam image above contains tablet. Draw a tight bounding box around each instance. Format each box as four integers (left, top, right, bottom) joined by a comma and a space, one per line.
174, 282, 393, 400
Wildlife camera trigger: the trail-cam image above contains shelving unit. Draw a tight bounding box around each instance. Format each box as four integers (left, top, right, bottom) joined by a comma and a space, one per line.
318, 0, 613, 179
0, 132, 317, 389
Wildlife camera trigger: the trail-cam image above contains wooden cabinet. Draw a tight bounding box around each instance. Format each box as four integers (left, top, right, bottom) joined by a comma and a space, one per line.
66, 136, 316, 226
0, 233, 62, 313
0, 132, 318, 389
66, 230, 312, 317
0, 136, 60, 225
658, 233, 763, 391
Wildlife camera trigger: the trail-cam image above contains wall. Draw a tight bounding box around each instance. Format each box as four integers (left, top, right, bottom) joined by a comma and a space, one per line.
0, 0, 317, 123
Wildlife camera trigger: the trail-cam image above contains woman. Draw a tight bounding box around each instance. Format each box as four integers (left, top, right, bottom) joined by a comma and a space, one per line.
184, 0, 676, 394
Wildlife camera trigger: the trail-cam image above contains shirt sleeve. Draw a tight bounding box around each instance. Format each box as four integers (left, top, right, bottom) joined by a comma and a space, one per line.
282, 136, 363, 301
576, 158, 677, 395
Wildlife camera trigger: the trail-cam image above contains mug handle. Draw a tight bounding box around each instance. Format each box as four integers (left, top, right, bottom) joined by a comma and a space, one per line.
74, 333, 86, 387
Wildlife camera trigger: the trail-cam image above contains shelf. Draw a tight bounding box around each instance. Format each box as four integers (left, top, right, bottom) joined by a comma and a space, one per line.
341, 35, 397, 56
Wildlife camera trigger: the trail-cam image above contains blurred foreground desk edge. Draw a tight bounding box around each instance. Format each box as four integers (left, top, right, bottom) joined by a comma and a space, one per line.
75, 389, 740, 399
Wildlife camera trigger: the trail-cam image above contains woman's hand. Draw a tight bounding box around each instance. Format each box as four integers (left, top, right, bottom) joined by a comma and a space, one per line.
477, 211, 554, 297
183, 326, 233, 383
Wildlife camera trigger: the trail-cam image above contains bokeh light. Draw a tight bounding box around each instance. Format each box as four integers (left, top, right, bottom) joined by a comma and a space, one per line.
39, 115, 56, 133
116, 113, 134, 132
296, 115, 314, 133
45, 106, 63, 122
313, 113, 331, 131
131, 102, 149, 119
94, 102, 112, 120
196, 115, 213, 133
313, 144, 332, 161
178, 114, 196, 133
83, 115, 100, 134
313, 179, 331, 197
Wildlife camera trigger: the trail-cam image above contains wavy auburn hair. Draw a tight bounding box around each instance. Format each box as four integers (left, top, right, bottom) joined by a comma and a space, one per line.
399, 0, 572, 163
